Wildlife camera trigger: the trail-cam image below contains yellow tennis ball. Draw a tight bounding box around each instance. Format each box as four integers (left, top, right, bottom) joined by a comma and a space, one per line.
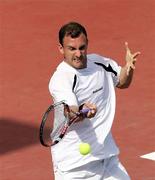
79, 143, 91, 155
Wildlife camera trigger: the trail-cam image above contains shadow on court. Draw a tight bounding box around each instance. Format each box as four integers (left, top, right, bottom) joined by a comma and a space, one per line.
0, 118, 40, 155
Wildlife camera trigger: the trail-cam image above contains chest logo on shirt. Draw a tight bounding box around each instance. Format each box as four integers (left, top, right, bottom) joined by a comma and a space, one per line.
93, 87, 103, 94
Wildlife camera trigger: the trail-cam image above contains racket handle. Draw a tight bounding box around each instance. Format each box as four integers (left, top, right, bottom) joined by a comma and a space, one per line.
79, 108, 90, 117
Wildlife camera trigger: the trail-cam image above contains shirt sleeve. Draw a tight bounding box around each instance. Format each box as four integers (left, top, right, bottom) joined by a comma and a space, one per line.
49, 71, 78, 106
88, 54, 121, 87
108, 59, 121, 86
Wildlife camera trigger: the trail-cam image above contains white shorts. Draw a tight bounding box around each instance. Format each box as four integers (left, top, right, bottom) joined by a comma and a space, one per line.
54, 156, 131, 180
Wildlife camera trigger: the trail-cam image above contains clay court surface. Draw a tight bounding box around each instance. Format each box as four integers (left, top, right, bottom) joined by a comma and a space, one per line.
0, 0, 155, 179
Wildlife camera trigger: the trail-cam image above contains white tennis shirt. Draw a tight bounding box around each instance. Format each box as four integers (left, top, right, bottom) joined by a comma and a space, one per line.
49, 54, 121, 171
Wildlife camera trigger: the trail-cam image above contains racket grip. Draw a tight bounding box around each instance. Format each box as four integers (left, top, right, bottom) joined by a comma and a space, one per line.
80, 108, 90, 117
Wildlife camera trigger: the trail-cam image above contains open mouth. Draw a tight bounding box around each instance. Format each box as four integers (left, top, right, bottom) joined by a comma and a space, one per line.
73, 56, 84, 62
74, 59, 81, 62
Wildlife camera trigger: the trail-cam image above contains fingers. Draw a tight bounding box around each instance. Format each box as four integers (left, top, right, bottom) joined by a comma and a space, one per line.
133, 52, 141, 59
125, 42, 141, 75
87, 109, 96, 118
125, 42, 141, 58
125, 42, 140, 66
125, 42, 131, 53
83, 102, 97, 118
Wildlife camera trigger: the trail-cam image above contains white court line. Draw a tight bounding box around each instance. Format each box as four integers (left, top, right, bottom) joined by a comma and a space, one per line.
140, 152, 155, 161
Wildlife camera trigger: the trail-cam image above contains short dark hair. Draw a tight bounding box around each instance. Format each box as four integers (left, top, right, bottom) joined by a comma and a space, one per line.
59, 22, 88, 45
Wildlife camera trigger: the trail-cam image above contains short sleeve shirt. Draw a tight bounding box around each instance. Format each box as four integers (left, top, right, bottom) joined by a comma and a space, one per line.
49, 54, 121, 171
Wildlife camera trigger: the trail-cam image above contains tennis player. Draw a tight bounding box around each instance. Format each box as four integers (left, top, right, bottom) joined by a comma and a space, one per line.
48, 22, 140, 179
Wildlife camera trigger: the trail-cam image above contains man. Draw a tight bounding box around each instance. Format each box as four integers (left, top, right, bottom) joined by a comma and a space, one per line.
49, 22, 140, 179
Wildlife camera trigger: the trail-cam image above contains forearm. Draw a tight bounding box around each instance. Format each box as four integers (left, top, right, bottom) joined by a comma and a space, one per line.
117, 65, 134, 88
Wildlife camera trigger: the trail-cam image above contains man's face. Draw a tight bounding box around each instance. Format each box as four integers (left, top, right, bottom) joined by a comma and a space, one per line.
59, 33, 88, 69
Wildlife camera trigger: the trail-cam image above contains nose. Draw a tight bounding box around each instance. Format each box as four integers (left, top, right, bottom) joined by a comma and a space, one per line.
75, 50, 82, 58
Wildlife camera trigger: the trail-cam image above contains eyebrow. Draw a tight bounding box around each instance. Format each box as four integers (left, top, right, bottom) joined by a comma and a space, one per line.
67, 44, 86, 50
67, 46, 76, 50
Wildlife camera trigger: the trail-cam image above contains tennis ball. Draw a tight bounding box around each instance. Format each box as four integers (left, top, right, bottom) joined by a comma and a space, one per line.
79, 143, 91, 155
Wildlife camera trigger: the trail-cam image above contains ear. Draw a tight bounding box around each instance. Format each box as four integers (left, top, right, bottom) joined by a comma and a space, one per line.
58, 43, 64, 55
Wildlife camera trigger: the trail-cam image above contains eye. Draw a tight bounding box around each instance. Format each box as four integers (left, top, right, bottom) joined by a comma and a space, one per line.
68, 47, 76, 51
79, 45, 86, 50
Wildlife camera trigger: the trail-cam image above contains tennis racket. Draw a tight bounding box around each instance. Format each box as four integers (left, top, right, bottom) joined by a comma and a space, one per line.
39, 101, 89, 147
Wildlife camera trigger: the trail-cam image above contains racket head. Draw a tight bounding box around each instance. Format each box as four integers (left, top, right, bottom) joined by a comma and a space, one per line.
39, 101, 69, 147
39, 101, 90, 147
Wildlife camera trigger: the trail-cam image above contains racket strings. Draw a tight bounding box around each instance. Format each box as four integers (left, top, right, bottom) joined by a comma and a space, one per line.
50, 107, 79, 144
40, 101, 90, 147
